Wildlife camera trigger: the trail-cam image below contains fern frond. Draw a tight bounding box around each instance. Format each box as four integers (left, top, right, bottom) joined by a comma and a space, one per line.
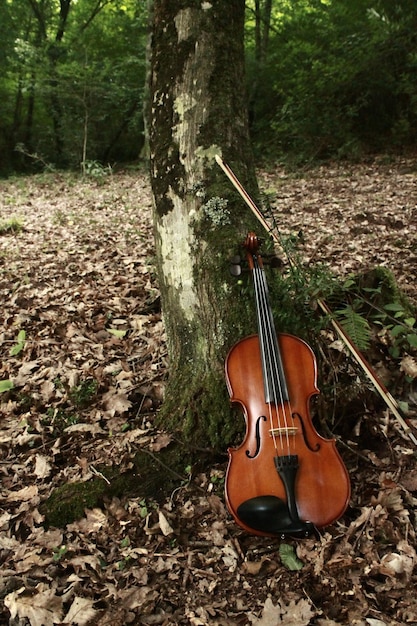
335, 305, 372, 351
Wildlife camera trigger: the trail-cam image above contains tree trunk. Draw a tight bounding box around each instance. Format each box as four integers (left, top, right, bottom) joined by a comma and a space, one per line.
149, 0, 260, 452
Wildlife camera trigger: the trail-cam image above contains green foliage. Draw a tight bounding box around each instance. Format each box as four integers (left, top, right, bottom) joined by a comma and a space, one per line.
265, 238, 337, 342
15, 329, 27, 351
246, 0, 417, 161
42, 408, 79, 435
2, 0, 417, 170
279, 543, 303, 570
0, 380, 14, 393
0, 218, 24, 235
52, 545, 68, 562
82, 160, 113, 179
334, 268, 417, 358
334, 305, 371, 352
9, 329, 26, 356
253, 235, 416, 365
0, 0, 148, 173
68, 378, 98, 408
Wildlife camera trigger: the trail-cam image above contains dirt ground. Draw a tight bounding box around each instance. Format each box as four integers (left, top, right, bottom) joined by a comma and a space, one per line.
1, 157, 417, 625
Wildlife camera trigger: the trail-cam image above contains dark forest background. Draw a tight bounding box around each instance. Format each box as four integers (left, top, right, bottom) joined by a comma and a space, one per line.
1, 0, 417, 175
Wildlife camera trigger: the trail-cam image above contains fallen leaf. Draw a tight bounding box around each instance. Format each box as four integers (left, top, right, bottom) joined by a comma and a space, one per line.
102, 389, 132, 415
34, 454, 52, 479
400, 355, 417, 378
248, 596, 315, 626
7, 485, 39, 502
63, 596, 97, 625
158, 510, 174, 536
5, 584, 63, 626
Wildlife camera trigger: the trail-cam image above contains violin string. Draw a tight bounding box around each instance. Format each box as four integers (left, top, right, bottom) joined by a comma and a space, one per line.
255, 261, 291, 453
253, 257, 294, 454
252, 259, 280, 452
260, 267, 294, 454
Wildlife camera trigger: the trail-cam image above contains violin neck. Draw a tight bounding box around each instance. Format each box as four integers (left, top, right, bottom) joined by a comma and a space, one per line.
251, 255, 289, 404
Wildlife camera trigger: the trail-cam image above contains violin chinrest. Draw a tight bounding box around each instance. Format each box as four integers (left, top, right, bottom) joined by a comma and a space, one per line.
237, 495, 317, 538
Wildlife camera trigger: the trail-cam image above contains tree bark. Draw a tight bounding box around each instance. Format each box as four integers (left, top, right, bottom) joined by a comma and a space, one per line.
149, 0, 260, 451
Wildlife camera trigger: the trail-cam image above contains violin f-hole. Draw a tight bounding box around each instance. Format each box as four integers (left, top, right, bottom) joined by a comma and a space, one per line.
292, 412, 321, 453
246, 415, 266, 458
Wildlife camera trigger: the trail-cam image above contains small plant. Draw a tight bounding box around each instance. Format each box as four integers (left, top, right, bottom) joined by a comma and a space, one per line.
334, 268, 417, 358
69, 378, 98, 408
9, 329, 26, 356
334, 305, 371, 351
279, 543, 303, 571
81, 159, 112, 179
53, 209, 68, 225
139, 498, 149, 518
52, 545, 68, 562
42, 408, 79, 434
377, 301, 417, 358
0, 218, 24, 235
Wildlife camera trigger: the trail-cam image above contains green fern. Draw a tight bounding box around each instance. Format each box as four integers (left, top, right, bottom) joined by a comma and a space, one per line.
335, 305, 371, 351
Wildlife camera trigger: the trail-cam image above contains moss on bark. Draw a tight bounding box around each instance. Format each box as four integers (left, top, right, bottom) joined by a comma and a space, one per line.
41, 444, 210, 528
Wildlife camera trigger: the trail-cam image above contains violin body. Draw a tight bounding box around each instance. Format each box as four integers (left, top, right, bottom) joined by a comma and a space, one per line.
225, 332, 350, 537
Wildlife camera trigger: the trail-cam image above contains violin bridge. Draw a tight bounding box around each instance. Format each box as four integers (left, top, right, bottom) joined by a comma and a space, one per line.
269, 426, 298, 437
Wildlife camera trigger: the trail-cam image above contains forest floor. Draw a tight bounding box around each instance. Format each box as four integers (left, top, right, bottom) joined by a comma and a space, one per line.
1, 156, 417, 626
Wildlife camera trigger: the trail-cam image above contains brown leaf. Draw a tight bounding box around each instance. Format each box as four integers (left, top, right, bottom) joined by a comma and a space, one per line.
7, 485, 39, 502
400, 355, 417, 378
248, 597, 315, 626
5, 584, 63, 626
34, 454, 52, 479
102, 389, 132, 415
63, 596, 97, 625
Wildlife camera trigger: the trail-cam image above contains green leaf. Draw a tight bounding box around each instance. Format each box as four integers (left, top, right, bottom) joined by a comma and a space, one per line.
107, 328, 127, 338
406, 334, 417, 348
391, 325, 405, 337
0, 380, 14, 393
52, 545, 68, 562
17, 329, 26, 343
10, 344, 24, 356
384, 302, 405, 312
279, 543, 303, 571
10, 329, 26, 356
335, 305, 371, 351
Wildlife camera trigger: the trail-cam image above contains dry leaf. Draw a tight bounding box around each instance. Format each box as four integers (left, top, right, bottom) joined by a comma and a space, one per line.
400, 355, 417, 378
5, 584, 63, 626
34, 454, 52, 479
7, 485, 38, 502
158, 510, 174, 536
249, 596, 315, 626
149, 431, 172, 451
63, 596, 97, 625
102, 390, 132, 415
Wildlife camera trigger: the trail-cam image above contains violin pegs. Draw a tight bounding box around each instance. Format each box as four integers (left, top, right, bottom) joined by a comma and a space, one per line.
230, 256, 242, 277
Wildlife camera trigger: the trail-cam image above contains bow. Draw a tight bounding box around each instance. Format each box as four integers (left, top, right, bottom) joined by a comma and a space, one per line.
215, 154, 417, 447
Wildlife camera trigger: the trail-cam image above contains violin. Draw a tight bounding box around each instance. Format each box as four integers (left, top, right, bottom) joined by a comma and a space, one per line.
224, 232, 350, 538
